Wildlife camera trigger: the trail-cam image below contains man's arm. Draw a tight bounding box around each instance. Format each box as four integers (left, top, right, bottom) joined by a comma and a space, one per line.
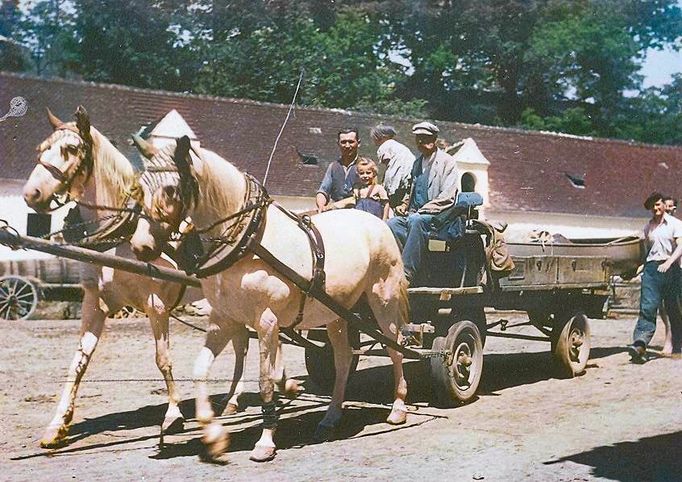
316, 192, 329, 212
659, 237, 682, 272
316, 165, 334, 212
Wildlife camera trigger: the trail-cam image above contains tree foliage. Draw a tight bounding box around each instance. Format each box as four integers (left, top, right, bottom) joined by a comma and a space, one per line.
4, 0, 682, 145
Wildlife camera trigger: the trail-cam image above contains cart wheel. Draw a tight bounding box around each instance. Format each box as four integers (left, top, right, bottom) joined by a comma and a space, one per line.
552, 313, 591, 378
0, 276, 39, 321
430, 320, 483, 407
304, 329, 359, 392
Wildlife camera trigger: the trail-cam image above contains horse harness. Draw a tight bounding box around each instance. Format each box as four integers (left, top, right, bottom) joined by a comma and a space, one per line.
141, 165, 327, 327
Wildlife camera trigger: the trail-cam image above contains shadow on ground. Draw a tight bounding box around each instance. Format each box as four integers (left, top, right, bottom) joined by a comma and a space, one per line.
20, 346, 628, 459
545, 430, 681, 481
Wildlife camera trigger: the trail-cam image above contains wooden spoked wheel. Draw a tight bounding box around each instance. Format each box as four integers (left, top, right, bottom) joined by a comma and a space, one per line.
0, 276, 38, 321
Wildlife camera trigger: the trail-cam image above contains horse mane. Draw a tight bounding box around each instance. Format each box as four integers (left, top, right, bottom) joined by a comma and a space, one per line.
88, 126, 136, 208
192, 147, 246, 224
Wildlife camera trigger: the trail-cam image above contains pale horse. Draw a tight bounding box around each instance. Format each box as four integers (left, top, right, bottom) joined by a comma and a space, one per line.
129, 135, 410, 463
21, 107, 252, 447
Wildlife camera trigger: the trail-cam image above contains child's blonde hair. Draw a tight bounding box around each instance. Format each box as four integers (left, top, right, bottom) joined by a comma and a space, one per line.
356, 157, 378, 185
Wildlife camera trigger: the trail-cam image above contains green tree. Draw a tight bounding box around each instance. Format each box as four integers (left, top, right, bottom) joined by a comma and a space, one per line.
14, 0, 77, 76
73, 0, 194, 90
195, 8, 420, 115
0, 0, 27, 71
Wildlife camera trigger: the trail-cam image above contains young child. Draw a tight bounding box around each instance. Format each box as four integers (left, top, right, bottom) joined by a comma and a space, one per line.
351, 157, 389, 220
322, 158, 389, 219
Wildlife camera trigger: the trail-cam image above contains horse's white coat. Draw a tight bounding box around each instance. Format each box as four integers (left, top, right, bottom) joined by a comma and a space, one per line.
21, 112, 248, 448
130, 140, 410, 462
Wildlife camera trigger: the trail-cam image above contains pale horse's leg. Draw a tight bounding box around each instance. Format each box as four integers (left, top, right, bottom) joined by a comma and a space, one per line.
222, 327, 300, 415
367, 277, 409, 425
40, 284, 110, 447
221, 324, 248, 415
249, 308, 281, 462
314, 318, 354, 441
660, 303, 673, 355
272, 337, 301, 397
145, 292, 184, 433
194, 313, 241, 463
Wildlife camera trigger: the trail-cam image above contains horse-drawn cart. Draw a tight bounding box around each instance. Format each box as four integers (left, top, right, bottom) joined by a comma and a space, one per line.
0, 220, 643, 406
304, 229, 643, 406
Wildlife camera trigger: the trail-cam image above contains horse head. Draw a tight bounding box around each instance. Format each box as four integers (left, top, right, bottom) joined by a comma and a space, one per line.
23, 106, 95, 213
131, 135, 197, 261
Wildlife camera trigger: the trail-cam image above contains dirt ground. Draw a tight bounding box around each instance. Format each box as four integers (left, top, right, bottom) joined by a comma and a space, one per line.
1, 311, 680, 481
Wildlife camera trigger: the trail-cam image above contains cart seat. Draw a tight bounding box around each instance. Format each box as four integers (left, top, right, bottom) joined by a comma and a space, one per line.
428, 192, 483, 252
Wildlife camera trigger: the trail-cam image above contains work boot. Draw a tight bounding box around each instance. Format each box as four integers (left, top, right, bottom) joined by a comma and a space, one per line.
628, 343, 647, 364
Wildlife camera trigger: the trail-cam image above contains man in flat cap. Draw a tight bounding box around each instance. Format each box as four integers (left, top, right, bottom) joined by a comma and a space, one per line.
387, 121, 459, 285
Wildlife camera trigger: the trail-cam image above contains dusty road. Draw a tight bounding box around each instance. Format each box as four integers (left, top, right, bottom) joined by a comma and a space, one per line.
1, 311, 679, 481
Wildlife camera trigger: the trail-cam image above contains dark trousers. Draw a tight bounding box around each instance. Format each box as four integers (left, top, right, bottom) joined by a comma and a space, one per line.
633, 261, 682, 352
386, 213, 434, 283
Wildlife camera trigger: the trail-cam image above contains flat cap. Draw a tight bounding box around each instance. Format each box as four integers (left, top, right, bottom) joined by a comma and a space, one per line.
412, 121, 440, 136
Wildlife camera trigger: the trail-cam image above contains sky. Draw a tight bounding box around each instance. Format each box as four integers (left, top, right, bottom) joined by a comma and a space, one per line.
641, 46, 681, 88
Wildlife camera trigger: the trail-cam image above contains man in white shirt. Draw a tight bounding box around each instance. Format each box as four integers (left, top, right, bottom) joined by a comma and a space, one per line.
630, 192, 682, 362
657, 195, 678, 354
370, 125, 416, 212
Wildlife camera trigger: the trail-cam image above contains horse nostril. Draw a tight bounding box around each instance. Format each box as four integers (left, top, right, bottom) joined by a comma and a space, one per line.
23, 188, 41, 203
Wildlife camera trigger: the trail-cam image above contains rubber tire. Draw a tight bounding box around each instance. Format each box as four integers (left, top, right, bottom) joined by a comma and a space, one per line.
304, 328, 359, 392
430, 320, 483, 407
0, 276, 38, 321
552, 312, 591, 378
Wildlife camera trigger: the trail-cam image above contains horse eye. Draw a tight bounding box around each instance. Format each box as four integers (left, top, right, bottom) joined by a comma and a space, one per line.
60, 144, 79, 158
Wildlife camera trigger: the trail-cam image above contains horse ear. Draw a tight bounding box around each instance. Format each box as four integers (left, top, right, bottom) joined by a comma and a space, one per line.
175, 136, 192, 163
132, 134, 158, 159
74, 105, 92, 141
46, 108, 63, 130
174, 136, 199, 207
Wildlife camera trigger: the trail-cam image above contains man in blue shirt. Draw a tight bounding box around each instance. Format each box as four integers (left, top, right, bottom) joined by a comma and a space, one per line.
316, 128, 361, 212
387, 121, 459, 285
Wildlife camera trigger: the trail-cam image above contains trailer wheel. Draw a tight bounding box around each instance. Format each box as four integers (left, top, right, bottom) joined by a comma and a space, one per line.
552, 312, 591, 378
430, 320, 483, 407
304, 329, 359, 392
0, 276, 39, 321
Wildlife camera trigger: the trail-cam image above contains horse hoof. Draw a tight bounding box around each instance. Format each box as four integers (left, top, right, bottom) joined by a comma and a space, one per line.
249, 444, 276, 462
222, 403, 239, 415
162, 415, 185, 434
40, 425, 69, 448
386, 408, 407, 425
199, 447, 230, 465
313, 423, 335, 443
199, 423, 230, 464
